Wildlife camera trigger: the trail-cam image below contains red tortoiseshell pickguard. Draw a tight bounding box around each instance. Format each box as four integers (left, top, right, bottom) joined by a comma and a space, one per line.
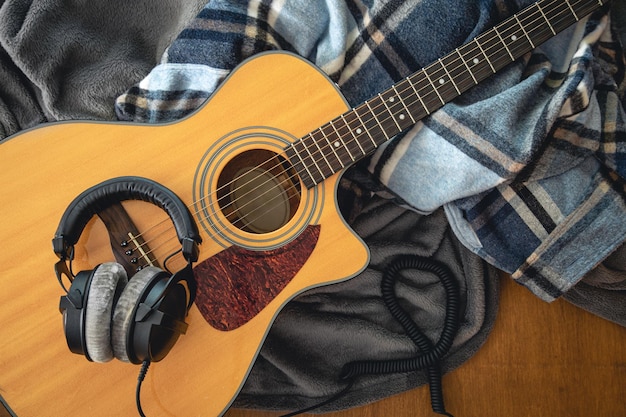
193, 225, 320, 331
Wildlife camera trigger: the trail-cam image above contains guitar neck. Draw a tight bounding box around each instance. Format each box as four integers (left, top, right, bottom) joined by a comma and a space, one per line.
286, 0, 606, 188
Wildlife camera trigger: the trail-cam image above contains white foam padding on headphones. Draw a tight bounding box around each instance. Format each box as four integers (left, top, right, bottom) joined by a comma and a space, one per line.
84, 262, 128, 363
111, 266, 161, 363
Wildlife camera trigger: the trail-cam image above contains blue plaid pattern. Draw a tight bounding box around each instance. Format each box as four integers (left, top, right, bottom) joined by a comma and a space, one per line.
115, 0, 626, 301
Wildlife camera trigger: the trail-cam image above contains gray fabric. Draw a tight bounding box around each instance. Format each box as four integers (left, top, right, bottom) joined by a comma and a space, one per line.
564, 242, 626, 327
111, 266, 159, 363
85, 262, 128, 363
234, 171, 500, 412
0, 0, 206, 138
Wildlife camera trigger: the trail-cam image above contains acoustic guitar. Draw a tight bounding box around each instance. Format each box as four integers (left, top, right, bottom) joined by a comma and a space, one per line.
0, 0, 608, 415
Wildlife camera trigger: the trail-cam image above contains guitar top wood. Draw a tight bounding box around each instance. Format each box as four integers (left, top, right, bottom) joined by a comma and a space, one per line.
0, 52, 369, 417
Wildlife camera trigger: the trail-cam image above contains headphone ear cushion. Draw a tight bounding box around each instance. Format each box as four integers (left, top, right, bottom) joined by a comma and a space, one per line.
111, 266, 162, 363
84, 262, 128, 363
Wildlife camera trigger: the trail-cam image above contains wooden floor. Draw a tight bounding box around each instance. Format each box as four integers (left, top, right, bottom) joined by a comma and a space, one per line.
1, 273, 624, 417
225, 274, 626, 417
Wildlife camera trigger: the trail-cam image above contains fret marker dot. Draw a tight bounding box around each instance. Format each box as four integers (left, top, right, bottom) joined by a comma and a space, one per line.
334, 141, 341, 148
356, 128, 362, 134
399, 114, 406, 120
473, 58, 479, 65
439, 78, 445, 85
511, 35, 518, 41
389, 97, 395, 102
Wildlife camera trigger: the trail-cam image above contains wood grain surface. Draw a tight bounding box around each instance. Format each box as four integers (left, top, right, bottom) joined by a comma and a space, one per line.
0, 274, 624, 417
225, 273, 626, 417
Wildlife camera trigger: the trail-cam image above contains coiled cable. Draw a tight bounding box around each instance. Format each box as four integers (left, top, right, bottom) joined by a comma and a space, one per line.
340, 255, 460, 417
282, 254, 461, 417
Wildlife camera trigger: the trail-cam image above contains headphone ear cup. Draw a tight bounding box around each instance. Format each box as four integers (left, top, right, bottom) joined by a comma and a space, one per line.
84, 263, 128, 363
111, 267, 164, 363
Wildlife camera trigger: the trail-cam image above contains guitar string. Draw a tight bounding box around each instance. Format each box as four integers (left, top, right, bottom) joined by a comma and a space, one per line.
130, 0, 590, 242
192, 0, 590, 225
179, 0, 588, 226
218, 0, 599, 227
294, 0, 595, 176
140, 0, 599, 266
127, 0, 595, 259
181, 0, 578, 227
126, 0, 600, 261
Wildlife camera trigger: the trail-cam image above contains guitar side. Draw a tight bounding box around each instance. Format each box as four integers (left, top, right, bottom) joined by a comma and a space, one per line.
0, 52, 369, 416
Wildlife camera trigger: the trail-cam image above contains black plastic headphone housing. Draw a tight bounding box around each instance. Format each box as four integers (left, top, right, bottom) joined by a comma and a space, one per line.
55, 177, 200, 364
59, 269, 96, 359
126, 266, 192, 364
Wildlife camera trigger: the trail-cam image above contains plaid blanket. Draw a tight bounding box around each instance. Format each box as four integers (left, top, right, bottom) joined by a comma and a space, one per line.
115, 0, 626, 302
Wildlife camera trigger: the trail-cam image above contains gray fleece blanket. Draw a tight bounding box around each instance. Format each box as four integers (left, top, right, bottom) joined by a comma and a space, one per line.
0, 0, 623, 415
0, 0, 206, 135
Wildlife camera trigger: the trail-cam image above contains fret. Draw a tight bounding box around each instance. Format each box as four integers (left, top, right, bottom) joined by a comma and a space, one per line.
423, 69, 445, 106
321, 122, 353, 165
393, 77, 431, 121
406, 75, 431, 115
352, 107, 377, 151
341, 111, 367, 155
320, 120, 354, 167
368, 92, 402, 138
333, 117, 367, 158
439, 58, 461, 95
285, 143, 316, 187
307, 132, 334, 177
379, 93, 402, 131
327, 117, 348, 167
338, 114, 363, 164
566, 0, 579, 21
494, 27, 515, 61
300, 136, 327, 181
458, 42, 494, 86
440, 52, 471, 94
536, 2, 556, 35
383, 89, 414, 131
456, 47, 478, 85
520, 7, 552, 46
412, 71, 443, 114
364, 99, 391, 143
463, 43, 491, 77
540, 1, 572, 35
391, 84, 416, 124
514, 14, 535, 49
351, 110, 371, 156
296, 137, 324, 183
315, 128, 344, 169
497, 16, 533, 60
481, 26, 517, 73
474, 38, 496, 73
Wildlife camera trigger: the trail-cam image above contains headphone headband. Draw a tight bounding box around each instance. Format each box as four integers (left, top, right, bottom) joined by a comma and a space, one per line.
53, 176, 201, 263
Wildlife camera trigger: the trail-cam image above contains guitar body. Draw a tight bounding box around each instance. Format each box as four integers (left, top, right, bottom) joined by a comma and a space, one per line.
0, 52, 369, 416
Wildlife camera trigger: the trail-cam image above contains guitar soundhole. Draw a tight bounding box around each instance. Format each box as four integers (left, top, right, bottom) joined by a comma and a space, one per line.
217, 149, 301, 233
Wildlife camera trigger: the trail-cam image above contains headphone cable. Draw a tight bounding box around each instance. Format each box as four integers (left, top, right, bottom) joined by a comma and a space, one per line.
339, 255, 460, 417
136, 360, 151, 417
281, 255, 460, 417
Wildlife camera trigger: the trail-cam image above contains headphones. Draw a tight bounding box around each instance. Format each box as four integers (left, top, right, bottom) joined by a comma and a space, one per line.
52, 177, 202, 364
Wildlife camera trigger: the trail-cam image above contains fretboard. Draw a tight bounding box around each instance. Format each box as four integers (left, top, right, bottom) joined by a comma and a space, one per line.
285, 0, 606, 188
